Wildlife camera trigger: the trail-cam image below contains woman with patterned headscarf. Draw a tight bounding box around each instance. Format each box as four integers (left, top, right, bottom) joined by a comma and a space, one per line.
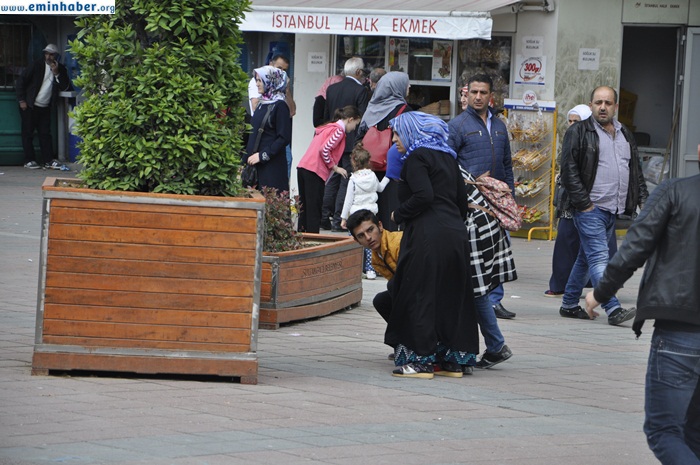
244, 65, 292, 192
386, 111, 478, 379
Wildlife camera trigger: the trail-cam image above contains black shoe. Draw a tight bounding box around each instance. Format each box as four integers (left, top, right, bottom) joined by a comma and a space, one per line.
387, 352, 395, 361
476, 344, 512, 369
392, 363, 434, 379
493, 303, 516, 319
462, 365, 474, 375
320, 219, 332, 230
433, 361, 463, 378
608, 307, 636, 326
559, 305, 590, 319
331, 226, 347, 232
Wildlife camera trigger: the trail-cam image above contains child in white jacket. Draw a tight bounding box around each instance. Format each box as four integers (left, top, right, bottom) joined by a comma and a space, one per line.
340, 144, 390, 279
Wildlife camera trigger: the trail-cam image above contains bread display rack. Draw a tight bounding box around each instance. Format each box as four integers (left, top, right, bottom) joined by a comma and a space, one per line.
504, 99, 557, 240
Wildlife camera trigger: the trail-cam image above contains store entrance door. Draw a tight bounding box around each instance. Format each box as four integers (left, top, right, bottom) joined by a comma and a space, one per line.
678, 27, 700, 178
620, 26, 680, 183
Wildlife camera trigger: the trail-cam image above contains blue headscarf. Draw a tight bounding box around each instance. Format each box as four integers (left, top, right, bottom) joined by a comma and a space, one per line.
389, 111, 457, 163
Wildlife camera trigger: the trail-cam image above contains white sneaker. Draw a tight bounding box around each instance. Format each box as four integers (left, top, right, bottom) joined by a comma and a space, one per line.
24, 161, 40, 169
365, 270, 376, 280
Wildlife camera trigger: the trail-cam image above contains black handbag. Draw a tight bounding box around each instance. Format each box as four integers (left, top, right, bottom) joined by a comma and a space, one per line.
241, 104, 274, 189
241, 164, 258, 188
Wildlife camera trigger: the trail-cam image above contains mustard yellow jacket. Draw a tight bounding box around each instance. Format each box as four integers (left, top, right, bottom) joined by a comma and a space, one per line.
371, 229, 402, 280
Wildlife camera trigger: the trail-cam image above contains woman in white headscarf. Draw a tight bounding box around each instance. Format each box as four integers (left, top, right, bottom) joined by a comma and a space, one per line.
244, 65, 292, 193
545, 104, 616, 296
566, 104, 592, 126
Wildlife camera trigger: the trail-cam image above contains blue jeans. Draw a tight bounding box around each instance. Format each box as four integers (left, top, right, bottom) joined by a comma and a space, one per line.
562, 206, 620, 314
475, 294, 505, 354
644, 328, 700, 465
286, 145, 292, 179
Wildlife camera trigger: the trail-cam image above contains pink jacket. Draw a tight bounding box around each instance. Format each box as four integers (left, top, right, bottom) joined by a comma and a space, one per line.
297, 121, 346, 181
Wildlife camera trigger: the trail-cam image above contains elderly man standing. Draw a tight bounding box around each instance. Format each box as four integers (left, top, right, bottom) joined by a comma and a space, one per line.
559, 85, 648, 325
16, 44, 72, 169
448, 73, 516, 321
321, 57, 370, 231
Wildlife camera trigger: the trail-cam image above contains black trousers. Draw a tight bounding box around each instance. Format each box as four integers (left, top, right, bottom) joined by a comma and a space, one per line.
20, 105, 54, 163
373, 279, 394, 323
297, 167, 325, 233
322, 152, 353, 228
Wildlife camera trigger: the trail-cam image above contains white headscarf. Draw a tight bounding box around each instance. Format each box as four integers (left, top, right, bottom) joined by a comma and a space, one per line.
567, 104, 592, 121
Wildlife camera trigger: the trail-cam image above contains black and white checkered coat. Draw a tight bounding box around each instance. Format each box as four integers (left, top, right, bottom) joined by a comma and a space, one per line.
461, 167, 518, 297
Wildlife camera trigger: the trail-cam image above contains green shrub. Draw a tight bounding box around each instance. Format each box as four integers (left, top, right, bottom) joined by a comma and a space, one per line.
70, 0, 250, 196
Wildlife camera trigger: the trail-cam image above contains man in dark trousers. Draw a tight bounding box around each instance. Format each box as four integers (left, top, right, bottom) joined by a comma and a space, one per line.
321, 57, 370, 231
585, 147, 700, 465
16, 44, 73, 169
448, 74, 516, 320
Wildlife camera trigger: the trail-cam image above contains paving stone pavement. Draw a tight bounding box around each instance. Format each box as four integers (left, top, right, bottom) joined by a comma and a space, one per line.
0, 166, 658, 465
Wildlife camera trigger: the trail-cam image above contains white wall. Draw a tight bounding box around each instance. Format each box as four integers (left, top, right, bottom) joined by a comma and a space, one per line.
509, 9, 559, 102
289, 34, 333, 194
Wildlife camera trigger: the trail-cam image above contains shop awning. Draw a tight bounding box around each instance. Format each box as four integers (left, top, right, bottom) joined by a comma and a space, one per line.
241, 0, 521, 40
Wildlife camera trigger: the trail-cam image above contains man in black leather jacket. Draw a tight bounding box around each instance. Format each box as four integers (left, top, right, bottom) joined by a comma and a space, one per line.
15, 44, 72, 168
585, 153, 700, 464
558, 86, 648, 326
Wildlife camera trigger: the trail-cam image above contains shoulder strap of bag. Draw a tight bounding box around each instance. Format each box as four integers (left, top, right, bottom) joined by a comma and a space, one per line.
252, 104, 274, 153
396, 104, 407, 117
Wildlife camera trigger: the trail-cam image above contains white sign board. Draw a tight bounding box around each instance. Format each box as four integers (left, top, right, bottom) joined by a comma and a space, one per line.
241, 11, 492, 40
514, 55, 546, 86
622, 0, 689, 24
578, 48, 600, 71
522, 36, 543, 56
308, 52, 327, 73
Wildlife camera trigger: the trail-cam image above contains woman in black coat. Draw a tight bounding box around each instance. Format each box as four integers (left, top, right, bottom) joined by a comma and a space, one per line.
387, 111, 478, 379
244, 65, 292, 193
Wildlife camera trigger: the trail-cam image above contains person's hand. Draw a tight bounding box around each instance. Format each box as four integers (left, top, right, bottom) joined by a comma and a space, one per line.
334, 166, 347, 178
247, 153, 260, 165
582, 204, 595, 212
19, 101, 27, 111
49, 60, 60, 75
584, 291, 601, 319
340, 219, 347, 229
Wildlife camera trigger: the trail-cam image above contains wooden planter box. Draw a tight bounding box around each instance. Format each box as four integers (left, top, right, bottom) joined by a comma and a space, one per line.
259, 234, 363, 329
32, 178, 265, 384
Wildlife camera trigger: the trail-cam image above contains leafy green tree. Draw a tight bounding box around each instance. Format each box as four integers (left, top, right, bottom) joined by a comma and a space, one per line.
70, 0, 250, 196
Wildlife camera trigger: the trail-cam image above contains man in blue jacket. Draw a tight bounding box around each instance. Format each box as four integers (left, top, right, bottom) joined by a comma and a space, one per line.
448, 74, 516, 321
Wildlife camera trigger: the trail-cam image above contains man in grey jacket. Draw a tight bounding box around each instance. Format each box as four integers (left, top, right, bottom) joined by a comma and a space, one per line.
585, 148, 700, 464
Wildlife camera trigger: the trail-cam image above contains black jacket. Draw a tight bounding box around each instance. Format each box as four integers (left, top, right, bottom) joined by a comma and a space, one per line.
16, 58, 72, 108
323, 77, 369, 153
560, 117, 648, 216
593, 174, 700, 336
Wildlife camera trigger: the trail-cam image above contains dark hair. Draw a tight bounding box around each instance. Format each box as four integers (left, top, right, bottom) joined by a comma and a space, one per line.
590, 86, 618, 104
346, 209, 379, 238
332, 105, 361, 122
270, 54, 289, 66
467, 73, 493, 92
351, 143, 371, 171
